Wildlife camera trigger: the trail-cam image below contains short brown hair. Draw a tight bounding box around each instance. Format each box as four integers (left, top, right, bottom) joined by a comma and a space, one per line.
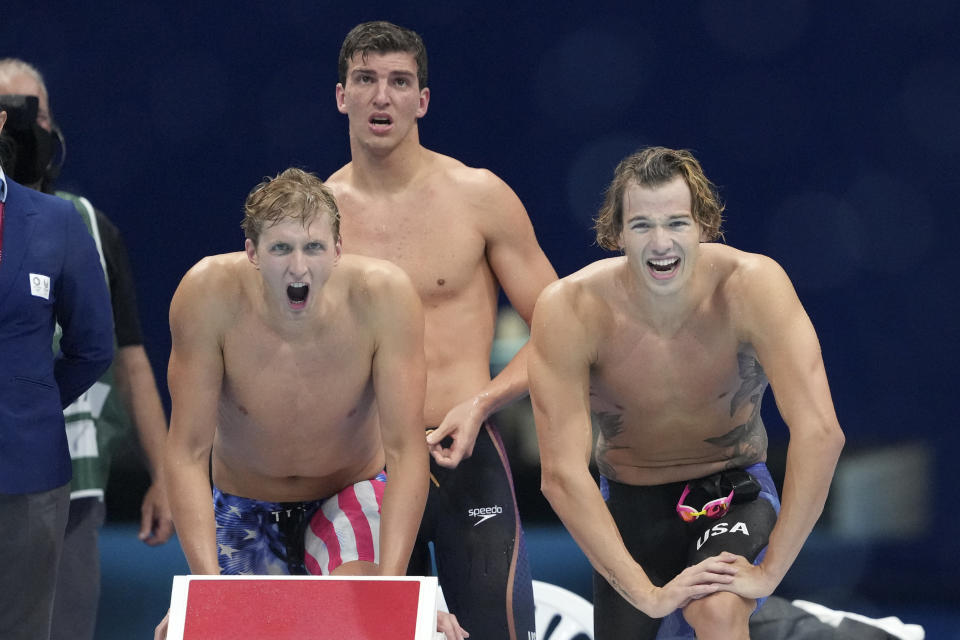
241, 168, 340, 246
594, 146, 724, 250
338, 21, 428, 90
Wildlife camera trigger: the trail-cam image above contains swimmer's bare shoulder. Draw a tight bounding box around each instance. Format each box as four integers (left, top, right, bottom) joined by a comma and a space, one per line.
325, 162, 352, 190
543, 258, 623, 318
170, 253, 248, 339
338, 253, 422, 326
712, 246, 793, 332
324, 164, 366, 209
442, 155, 520, 214
533, 258, 623, 359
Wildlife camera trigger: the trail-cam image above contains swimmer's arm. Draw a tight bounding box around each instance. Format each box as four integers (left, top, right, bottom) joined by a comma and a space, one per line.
529, 284, 656, 612
733, 257, 845, 596
165, 264, 225, 575
428, 173, 557, 464
369, 267, 430, 576
477, 173, 558, 412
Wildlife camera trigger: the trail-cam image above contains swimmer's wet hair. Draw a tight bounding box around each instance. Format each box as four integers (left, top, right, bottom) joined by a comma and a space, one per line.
339, 21, 428, 90
242, 168, 340, 246
594, 146, 725, 250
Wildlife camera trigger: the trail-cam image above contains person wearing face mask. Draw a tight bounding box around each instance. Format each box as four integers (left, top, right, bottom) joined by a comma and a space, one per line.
0, 58, 173, 640
0, 93, 114, 640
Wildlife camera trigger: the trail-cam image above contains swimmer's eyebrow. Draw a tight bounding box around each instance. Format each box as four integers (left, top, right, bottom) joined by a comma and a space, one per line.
625, 213, 691, 223
351, 67, 416, 79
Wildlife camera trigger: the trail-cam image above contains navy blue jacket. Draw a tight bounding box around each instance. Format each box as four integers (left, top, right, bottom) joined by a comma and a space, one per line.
0, 177, 114, 494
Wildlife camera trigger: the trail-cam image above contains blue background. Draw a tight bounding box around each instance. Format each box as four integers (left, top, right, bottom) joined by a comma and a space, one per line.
4, 1, 958, 635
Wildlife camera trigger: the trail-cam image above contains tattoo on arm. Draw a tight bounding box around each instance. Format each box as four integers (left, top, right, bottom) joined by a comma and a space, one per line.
606, 569, 641, 608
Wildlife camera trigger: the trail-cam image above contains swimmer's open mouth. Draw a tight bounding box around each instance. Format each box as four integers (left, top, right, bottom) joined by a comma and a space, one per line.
287, 282, 309, 304
648, 257, 680, 272
370, 112, 393, 129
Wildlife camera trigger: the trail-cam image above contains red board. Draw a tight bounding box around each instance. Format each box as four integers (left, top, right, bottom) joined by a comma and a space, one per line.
181, 579, 422, 640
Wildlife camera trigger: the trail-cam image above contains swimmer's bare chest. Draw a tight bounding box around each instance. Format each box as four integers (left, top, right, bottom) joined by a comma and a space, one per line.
589, 312, 769, 484
341, 198, 489, 303
215, 317, 380, 479
339, 195, 497, 420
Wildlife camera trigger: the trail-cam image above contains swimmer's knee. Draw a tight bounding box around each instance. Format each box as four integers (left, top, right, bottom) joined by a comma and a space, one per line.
682, 591, 753, 640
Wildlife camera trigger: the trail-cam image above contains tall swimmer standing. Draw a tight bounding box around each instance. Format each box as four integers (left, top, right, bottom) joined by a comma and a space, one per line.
327, 21, 558, 640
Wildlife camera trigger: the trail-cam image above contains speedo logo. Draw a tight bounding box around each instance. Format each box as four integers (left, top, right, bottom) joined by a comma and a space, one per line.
468, 505, 502, 526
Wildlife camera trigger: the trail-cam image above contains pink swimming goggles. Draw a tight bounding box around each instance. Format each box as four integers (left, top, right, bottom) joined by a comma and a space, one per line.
675, 483, 734, 523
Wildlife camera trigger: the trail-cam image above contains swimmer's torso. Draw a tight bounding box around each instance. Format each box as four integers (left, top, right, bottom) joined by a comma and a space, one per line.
329, 153, 500, 425
211, 253, 384, 501
572, 247, 770, 485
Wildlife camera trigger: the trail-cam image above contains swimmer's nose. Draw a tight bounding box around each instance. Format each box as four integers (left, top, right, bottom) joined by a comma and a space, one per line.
649, 226, 672, 253
373, 79, 391, 107
289, 250, 307, 277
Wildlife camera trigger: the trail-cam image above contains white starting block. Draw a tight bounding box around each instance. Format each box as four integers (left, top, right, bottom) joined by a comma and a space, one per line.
166, 575, 439, 640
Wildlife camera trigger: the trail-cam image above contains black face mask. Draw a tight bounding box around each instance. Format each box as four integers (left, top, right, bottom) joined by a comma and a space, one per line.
0, 130, 17, 174
0, 94, 64, 186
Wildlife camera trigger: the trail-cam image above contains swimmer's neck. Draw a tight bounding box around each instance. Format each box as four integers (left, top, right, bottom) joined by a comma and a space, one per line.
348, 133, 430, 193
254, 282, 337, 339
618, 261, 705, 335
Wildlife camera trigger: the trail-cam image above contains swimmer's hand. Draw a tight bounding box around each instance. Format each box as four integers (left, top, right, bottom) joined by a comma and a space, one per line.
426, 398, 485, 469
154, 610, 169, 640
437, 610, 469, 639
716, 554, 777, 600
640, 552, 739, 617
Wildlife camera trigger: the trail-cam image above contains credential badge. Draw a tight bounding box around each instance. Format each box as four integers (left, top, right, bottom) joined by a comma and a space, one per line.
30, 273, 51, 300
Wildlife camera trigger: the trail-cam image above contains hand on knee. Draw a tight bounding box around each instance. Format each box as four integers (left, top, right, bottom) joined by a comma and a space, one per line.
682, 591, 753, 640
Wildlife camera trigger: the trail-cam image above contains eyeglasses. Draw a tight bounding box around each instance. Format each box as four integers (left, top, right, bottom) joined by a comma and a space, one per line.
675, 483, 734, 522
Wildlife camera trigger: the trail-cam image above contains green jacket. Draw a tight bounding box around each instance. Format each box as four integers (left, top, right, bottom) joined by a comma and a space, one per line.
53, 191, 132, 500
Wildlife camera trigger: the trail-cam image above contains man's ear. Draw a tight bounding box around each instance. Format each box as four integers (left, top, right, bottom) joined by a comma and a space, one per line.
416, 87, 430, 119
336, 83, 348, 114
0, 110, 6, 134
334, 237, 343, 262
245, 238, 259, 268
